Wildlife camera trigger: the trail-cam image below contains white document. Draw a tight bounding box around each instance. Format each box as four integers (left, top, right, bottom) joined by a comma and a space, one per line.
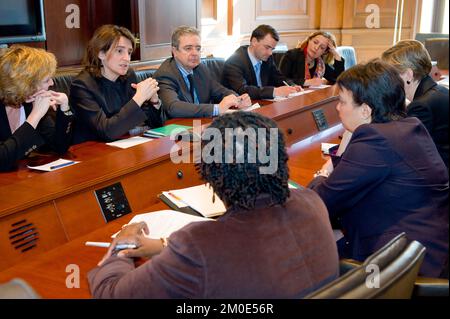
267, 90, 314, 102
112, 210, 212, 239
321, 143, 338, 155
106, 136, 153, 149
226, 103, 261, 113
27, 158, 79, 172
308, 84, 331, 89
168, 183, 227, 217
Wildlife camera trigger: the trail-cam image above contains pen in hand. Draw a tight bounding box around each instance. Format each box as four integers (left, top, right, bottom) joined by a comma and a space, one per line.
85, 241, 137, 250
283, 81, 292, 87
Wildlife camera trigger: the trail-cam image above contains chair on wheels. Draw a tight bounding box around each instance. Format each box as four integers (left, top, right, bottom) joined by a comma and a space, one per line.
305, 233, 426, 299
336, 46, 357, 70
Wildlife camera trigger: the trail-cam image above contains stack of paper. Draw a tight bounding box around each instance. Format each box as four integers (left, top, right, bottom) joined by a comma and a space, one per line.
112, 210, 213, 239
143, 124, 192, 138
161, 183, 227, 218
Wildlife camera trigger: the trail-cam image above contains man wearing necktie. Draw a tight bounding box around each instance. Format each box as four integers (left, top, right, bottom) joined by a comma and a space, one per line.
154, 26, 251, 118
222, 25, 303, 100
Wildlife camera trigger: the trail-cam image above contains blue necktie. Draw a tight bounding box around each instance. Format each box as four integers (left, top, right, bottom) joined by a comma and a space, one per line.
187, 74, 198, 104
254, 62, 262, 87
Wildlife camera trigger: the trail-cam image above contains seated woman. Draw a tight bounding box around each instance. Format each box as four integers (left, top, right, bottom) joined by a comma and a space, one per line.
70, 25, 163, 144
382, 39, 449, 167
308, 60, 448, 278
279, 31, 345, 87
0, 46, 73, 171
88, 112, 339, 299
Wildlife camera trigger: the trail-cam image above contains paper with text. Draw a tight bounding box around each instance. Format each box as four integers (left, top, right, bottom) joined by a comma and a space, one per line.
112, 210, 212, 239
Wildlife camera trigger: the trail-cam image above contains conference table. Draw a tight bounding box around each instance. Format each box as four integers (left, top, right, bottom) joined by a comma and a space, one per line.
0, 86, 343, 298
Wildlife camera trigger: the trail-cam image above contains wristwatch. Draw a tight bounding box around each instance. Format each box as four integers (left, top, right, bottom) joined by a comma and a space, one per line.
313, 169, 330, 178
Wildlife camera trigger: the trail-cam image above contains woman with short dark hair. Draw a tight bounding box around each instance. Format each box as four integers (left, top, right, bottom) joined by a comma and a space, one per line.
70, 25, 163, 144
308, 59, 448, 278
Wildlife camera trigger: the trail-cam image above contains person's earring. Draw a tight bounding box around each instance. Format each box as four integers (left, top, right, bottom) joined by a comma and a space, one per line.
406, 80, 411, 85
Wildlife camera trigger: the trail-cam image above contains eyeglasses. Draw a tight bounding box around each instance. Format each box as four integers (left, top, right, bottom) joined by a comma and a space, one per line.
178, 45, 202, 53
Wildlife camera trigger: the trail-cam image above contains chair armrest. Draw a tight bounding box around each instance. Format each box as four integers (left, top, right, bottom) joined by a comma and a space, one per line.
339, 259, 362, 275
413, 277, 449, 297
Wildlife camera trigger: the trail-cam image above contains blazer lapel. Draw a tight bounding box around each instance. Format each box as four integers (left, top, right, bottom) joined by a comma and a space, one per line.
260, 62, 271, 86
170, 59, 195, 103
241, 47, 258, 86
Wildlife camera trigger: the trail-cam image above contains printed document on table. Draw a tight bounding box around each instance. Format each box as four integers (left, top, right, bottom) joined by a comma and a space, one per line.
106, 136, 153, 149
27, 158, 79, 172
112, 210, 213, 239
266, 89, 314, 102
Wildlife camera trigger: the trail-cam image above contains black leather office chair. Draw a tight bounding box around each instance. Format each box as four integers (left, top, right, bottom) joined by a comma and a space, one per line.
305, 233, 426, 299
424, 38, 449, 70
336, 46, 357, 70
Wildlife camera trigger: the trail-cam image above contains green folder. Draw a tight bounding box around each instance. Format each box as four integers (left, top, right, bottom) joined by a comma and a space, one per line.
144, 124, 192, 137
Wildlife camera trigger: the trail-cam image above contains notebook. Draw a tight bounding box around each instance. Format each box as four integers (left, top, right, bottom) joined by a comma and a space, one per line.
160, 183, 226, 218
143, 124, 192, 138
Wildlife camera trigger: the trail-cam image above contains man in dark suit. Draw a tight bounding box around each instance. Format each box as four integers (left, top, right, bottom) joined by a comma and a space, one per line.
222, 24, 302, 100
154, 26, 251, 118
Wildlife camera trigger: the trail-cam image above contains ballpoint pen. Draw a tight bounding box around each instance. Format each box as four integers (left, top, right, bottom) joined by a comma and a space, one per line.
282, 81, 292, 87
50, 161, 76, 170
85, 241, 137, 250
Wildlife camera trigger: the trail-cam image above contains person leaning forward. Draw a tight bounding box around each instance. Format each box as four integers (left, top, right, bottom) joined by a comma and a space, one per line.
154, 26, 251, 119
222, 24, 303, 100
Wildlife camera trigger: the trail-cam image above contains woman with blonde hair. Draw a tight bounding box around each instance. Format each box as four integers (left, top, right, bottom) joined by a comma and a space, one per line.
279, 31, 345, 87
0, 45, 73, 171
70, 24, 163, 144
382, 39, 448, 167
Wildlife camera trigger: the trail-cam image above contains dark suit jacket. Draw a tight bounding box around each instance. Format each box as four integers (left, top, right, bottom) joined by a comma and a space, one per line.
407, 75, 449, 167
154, 58, 235, 118
88, 189, 339, 298
308, 118, 449, 278
1, 102, 73, 171
222, 45, 292, 100
70, 70, 162, 144
279, 48, 345, 86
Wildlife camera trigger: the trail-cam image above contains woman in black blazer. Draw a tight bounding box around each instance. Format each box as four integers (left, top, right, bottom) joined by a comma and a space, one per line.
70, 25, 163, 144
0, 46, 73, 171
382, 40, 449, 167
279, 31, 345, 87
308, 60, 448, 278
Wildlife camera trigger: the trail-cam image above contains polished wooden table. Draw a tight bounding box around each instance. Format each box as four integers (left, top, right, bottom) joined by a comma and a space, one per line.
0, 86, 340, 272
0, 125, 343, 299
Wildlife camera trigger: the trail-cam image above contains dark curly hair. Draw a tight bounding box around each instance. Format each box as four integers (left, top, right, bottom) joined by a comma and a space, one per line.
336, 59, 407, 123
196, 112, 290, 211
